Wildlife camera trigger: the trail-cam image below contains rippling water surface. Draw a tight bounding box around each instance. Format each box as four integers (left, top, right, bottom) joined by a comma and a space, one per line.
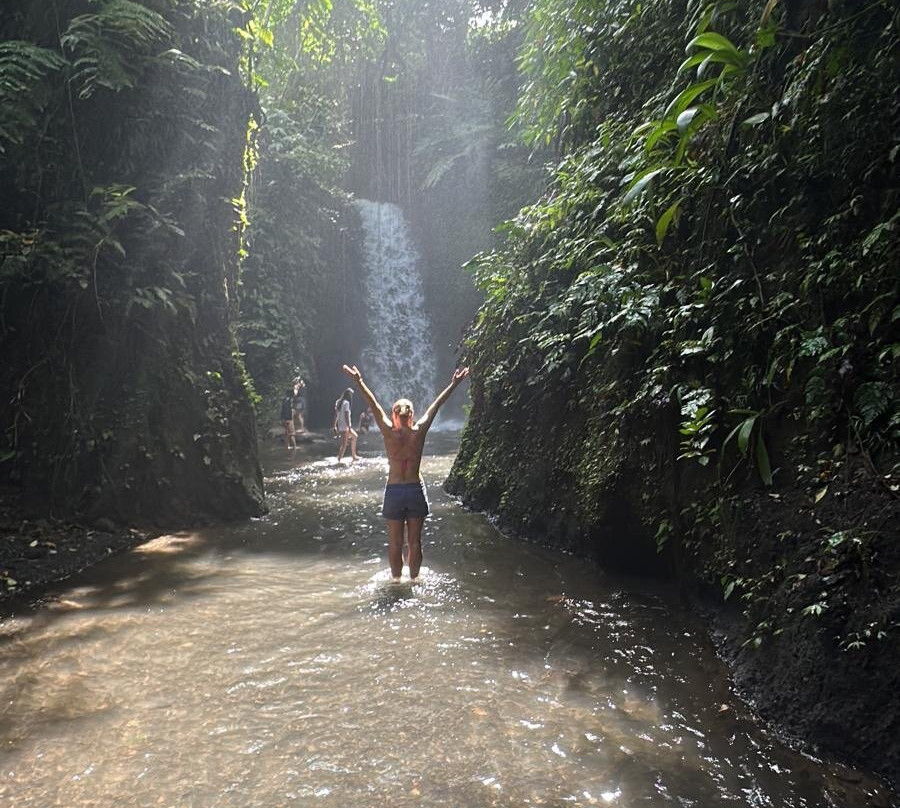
0, 433, 893, 807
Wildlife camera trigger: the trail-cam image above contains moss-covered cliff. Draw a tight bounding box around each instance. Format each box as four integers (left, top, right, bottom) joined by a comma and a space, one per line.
0, 1, 265, 525
447, 0, 899, 784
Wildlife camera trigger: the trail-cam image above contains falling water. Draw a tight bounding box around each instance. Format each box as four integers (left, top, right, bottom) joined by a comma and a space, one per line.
354, 199, 436, 413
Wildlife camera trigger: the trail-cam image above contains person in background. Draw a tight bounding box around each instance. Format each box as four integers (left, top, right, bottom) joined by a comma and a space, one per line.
341, 363, 469, 581
332, 387, 359, 462
358, 407, 374, 434
280, 388, 296, 450
291, 377, 307, 434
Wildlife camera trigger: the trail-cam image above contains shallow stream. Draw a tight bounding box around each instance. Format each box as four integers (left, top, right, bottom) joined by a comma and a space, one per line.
0, 433, 892, 807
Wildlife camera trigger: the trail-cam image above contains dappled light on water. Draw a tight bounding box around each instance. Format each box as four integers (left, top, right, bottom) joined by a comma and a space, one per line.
0, 435, 890, 807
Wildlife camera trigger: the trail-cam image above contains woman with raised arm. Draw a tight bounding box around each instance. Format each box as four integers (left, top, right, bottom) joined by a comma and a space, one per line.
342, 364, 469, 581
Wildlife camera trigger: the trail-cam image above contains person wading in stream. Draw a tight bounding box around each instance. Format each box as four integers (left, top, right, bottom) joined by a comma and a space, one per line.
332, 387, 360, 462
341, 363, 469, 581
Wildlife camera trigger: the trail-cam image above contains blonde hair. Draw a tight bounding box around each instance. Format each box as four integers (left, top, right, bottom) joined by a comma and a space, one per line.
391, 398, 414, 422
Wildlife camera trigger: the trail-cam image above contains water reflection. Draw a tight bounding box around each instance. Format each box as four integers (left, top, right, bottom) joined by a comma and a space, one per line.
0, 434, 894, 808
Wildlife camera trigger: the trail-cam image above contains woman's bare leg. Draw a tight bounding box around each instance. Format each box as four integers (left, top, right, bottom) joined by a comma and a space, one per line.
338, 430, 349, 460
406, 517, 424, 580
387, 520, 405, 578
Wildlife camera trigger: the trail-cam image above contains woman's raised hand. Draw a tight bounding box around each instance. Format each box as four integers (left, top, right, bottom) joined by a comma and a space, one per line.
342, 364, 361, 381
452, 367, 469, 385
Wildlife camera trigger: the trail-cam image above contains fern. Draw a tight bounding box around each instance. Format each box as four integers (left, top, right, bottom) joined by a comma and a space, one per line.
0, 41, 67, 153
61, 0, 173, 99
854, 382, 891, 428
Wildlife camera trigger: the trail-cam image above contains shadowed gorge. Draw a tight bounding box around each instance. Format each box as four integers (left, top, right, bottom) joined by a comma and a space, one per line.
0, 0, 265, 524
1, 0, 898, 803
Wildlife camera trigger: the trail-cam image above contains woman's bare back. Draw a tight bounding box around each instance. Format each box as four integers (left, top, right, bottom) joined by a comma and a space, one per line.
383, 426, 427, 483
340, 363, 469, 484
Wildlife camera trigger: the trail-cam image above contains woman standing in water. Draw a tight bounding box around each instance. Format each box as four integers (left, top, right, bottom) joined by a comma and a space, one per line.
342, 363, 469, 581
332, 387, 360, 462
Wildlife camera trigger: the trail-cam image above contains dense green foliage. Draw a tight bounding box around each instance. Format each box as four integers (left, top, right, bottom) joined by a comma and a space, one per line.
231, 0, 367, 420
448, 0, 899, 776
239, 0, 544, 420
0, 0, 264, 522
238, 101, 350, 415
0, 0, 541, 515
453, 0, 898, 636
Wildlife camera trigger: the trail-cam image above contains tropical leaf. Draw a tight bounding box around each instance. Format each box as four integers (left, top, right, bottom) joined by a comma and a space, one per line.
854, 382, 891, 427
760, 0, 780, 25
686, 32, 745, 61
644, 119, 678, 152
655, 199, 681, 245
676, 107, 700, 132
755, 431, 773, 486
678, 49, 744, 77
623, 167, 666, 205
421, 151, 467, 190
742, 112, 770, 126
664, 78, 718, 118
738, 415, 757, 455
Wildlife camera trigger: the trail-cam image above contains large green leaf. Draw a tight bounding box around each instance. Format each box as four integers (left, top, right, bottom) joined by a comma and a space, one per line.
737, 415, 757, 455
755, 431, 773, 486
664, 78, 718, 118
655, 199, 681, 245
686, 32, 742, 57
645, 119, 678, 152
623, 167, 666, 205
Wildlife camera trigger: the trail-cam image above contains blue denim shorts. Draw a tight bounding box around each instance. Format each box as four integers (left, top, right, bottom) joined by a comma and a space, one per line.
382, 482, 429, 520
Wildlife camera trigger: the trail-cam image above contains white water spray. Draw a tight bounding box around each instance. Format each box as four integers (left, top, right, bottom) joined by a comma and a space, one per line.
354, 199, 436, 414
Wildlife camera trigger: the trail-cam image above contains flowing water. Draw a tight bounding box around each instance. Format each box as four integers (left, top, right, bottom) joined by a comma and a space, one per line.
354, 198, 437, 409
0, 435, 893, 808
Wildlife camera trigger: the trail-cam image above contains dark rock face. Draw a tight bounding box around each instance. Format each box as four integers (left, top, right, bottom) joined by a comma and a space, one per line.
446, 392, 678, 577
0, 1, 265, 527
707, 470, 900, 787
448, 399, 899, 786
444, 0, 899, 787
717, 615, 899, 790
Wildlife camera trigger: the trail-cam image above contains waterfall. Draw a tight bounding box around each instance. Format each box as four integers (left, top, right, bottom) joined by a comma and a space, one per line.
354, 199, 436, 416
